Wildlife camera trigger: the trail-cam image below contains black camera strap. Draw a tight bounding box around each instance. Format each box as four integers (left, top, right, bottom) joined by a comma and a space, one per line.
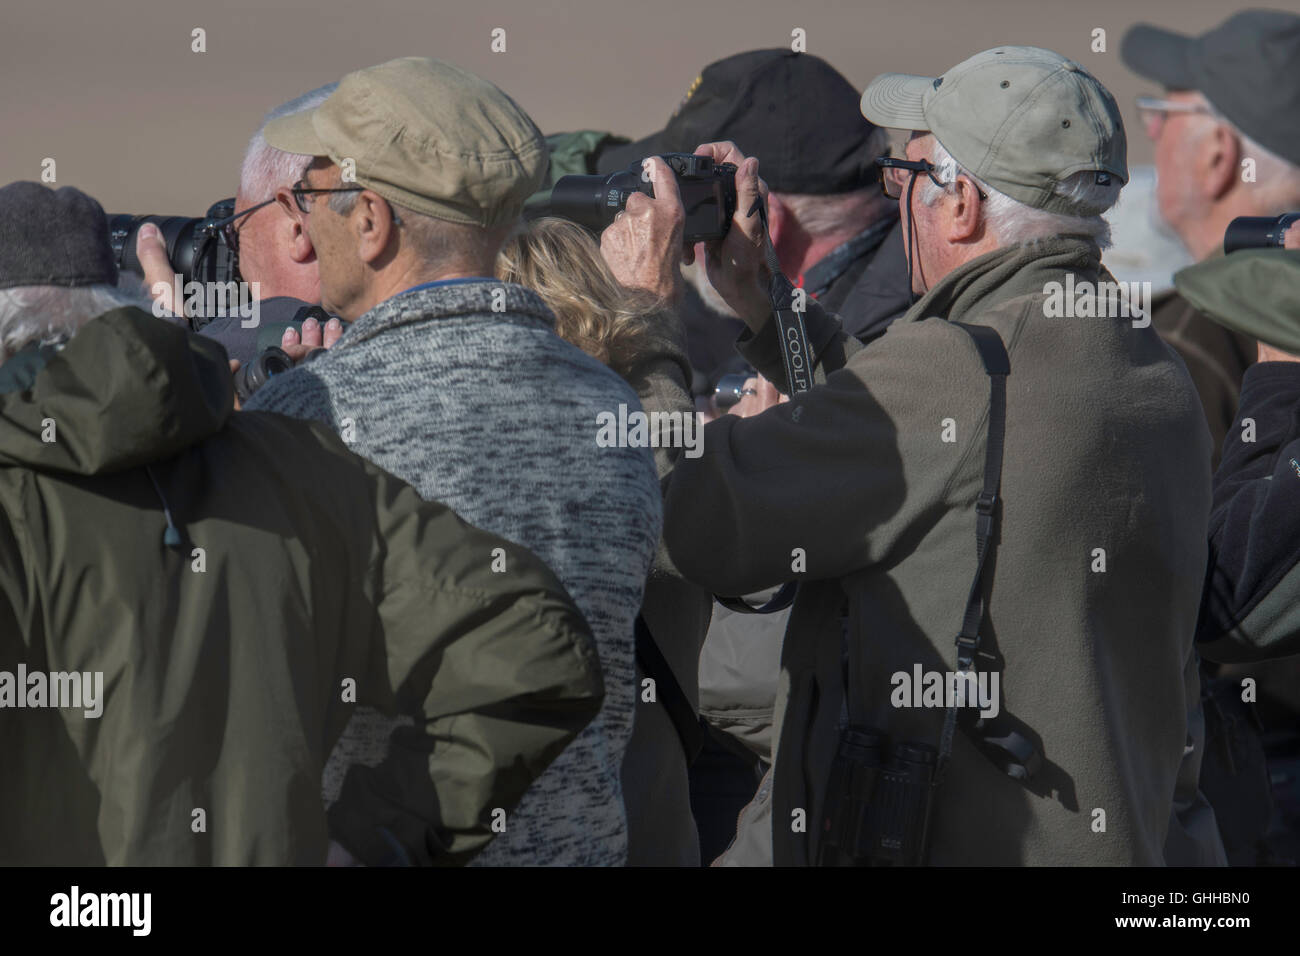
935, 323, 1039, 784
714, 197, 811, 616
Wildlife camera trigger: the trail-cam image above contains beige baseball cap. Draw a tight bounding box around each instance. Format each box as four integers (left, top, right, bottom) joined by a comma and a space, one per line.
861, 46, 1127, 214
264, 57, 549, 228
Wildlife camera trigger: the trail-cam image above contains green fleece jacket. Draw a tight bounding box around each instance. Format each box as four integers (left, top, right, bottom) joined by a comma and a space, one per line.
665, 236, 1225, 866
0, 307, 604, 865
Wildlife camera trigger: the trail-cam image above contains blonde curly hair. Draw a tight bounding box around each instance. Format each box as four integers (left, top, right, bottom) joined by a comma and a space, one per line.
496, 218, 664, 381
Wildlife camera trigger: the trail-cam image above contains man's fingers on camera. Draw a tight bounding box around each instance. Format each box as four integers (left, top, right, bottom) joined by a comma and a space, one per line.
228, 360, 243, 411
642, 156, 684, 217
1285, 222, 1300, 250
694, 140, 747, 168
281, 324, 324, 364
136, 224, 180, 316
322, 317, 344, 347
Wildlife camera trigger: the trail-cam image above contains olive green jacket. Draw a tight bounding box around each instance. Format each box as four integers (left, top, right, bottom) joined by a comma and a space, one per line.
0, 307, 604, 866
666, 237, 1224, 866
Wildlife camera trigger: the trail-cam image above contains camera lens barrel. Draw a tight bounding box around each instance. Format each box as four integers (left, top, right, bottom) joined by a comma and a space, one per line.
233, 346, 293, 404
1224, 213, 1300, 254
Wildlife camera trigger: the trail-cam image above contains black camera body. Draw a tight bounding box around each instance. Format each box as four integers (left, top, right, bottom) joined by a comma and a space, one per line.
1224, 213, 1300, 254
550, 153, 738, 243
818, 726, 938, 866
108, 199, 239, 287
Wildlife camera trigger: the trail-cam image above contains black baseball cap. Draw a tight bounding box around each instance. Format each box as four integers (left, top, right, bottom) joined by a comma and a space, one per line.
597, 49, 884, 194
1121, 10, 1300, 166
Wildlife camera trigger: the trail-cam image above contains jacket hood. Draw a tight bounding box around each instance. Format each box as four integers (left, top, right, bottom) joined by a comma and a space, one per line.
1174, 250, 1300, 353
0, 307, 232, 475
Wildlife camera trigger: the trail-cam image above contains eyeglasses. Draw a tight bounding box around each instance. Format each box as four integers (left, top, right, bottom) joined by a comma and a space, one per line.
289, 179, 364, 214
875, 156, 987, 201
210, 198, 276, 257
1134, 96, 1217, 139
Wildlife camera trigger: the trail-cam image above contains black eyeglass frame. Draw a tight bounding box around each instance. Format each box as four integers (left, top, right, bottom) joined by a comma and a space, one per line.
875, 156, 988, 202
288, 179, 366, 215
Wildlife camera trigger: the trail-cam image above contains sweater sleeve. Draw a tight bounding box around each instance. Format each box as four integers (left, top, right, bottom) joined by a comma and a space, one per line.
1196, 361, 1300, 661
327, 466, 605, 865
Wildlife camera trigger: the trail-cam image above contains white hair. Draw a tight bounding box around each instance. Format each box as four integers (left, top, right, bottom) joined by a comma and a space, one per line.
918, 139, 1120, 248
238, 83, 338, 203
0, 283, 154, 360
774, 186, 890, 240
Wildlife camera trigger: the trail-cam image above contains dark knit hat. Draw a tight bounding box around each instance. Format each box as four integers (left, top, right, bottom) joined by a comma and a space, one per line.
0, 182, 118, 289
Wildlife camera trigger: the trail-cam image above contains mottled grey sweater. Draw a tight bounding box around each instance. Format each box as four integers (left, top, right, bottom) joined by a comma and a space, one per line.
247, 280, 661, 866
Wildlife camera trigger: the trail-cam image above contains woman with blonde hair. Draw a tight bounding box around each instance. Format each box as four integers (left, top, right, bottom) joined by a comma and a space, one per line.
498, 216, 712, 867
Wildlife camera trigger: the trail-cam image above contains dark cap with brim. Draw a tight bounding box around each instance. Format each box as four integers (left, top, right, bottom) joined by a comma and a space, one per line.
598, 49, 884, 194
0, 182, 116, 289
1121, 11, 1300, 166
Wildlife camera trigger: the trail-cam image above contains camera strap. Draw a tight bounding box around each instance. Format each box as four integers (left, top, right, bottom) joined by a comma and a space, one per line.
933, 323, 1040, 784
714, 196, 811, 616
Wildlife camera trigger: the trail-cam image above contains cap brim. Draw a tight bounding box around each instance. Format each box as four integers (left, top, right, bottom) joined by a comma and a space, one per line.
1120, 24, 1195, 89
860, 73, 934, 131
263, 109, 328, 157
596, 132, 668, 175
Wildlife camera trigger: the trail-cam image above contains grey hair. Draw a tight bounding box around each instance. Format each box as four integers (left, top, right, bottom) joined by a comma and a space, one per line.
919, 139, 1120, 248
0, 283, 154, 360
239, 83, 339, 203
774, 186, 891, 240
327, 191, 511, 269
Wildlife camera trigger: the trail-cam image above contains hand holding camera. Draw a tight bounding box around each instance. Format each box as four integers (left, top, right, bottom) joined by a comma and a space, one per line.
597, 156, 687, 304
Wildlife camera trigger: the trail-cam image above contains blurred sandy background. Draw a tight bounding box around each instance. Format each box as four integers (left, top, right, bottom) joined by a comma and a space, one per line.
0, 0, 1291, 213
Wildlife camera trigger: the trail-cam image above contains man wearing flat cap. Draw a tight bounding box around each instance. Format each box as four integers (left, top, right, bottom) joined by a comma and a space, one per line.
1122, 10, 1300, 468
245, 57, 663, 867
0, 181, 605, 865
664, 46, 1224, 865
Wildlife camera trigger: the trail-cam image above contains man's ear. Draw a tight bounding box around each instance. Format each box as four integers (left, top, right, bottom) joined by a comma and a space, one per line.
284, 211, 315, 264
1202, 123, 1241, 201
355, 191, 398, 265
947, 177, 983, 243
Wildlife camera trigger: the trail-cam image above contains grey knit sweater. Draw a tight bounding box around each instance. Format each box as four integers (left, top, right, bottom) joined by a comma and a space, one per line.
247, 280, 661, 866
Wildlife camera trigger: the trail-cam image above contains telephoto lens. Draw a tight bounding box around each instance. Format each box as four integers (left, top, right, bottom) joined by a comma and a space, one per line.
233, 346, 294, 404
1223, 213, 1300, 254
551, 153, 738, 243
107, 199, 239, 287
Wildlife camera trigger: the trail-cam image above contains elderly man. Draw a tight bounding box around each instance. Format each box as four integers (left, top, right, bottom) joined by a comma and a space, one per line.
664, 46, 1223, 865
246, 58, 662, 866
601, 50, 910, 367
136, 84, 343, 365
0, 182, 604, 865
1122, 10, 1300, 467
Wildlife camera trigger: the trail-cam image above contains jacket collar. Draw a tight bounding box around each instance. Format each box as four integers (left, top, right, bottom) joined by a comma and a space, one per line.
336, 279, 556, 350
904, 235, 1110, 327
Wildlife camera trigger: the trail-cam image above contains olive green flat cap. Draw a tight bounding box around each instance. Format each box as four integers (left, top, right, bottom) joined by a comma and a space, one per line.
265, 57, 548, 228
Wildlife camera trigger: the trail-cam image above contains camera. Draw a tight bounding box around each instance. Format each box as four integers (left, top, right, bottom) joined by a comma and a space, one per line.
1224, 213, 1300, 254
551, 153, 738, 243
108, 199, 240, 286
818, 726, 938, 866
233, 346, 293, 403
